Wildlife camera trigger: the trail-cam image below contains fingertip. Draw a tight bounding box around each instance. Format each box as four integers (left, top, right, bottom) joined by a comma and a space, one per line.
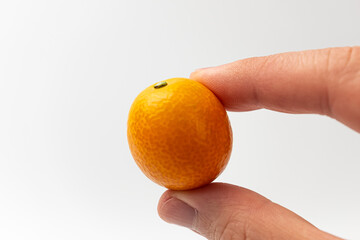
190, 66, 237, 109
157, 183, 272, 239
189, 68, 207, 82
189, 69, 200, 79
190, 65, 223, 83
157, 190, 173, 216
157, 190, 196, 229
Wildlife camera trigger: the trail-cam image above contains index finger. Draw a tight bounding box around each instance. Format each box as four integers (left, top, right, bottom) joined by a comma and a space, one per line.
190, 47, 360, 132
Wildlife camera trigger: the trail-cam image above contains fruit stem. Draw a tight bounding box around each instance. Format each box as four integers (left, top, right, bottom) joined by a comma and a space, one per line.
154, 81, 167, 89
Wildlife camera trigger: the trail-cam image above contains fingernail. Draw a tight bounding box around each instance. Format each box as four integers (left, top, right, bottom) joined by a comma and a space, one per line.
159, 197, 196, 229
190, 66, 220, 80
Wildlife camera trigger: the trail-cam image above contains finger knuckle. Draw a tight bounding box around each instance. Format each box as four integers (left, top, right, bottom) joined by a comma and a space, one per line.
212, 212, 247, 240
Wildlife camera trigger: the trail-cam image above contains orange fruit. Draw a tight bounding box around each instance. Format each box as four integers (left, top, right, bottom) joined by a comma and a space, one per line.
127, 78, 232, 190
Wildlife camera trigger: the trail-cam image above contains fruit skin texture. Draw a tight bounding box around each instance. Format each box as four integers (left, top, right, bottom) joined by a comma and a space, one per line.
127, 78, 232, 190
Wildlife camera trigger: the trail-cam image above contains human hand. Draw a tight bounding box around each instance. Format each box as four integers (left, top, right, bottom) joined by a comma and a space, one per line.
157, 47, 360, 240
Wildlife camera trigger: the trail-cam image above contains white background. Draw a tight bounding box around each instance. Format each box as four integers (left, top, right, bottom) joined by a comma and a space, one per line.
1, 0, 359, 239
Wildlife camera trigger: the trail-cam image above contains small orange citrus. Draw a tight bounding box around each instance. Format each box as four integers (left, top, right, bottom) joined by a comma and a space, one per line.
127, 78, 232, 190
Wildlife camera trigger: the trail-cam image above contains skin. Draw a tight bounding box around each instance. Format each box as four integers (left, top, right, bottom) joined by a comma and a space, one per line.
157, 47, 360, 240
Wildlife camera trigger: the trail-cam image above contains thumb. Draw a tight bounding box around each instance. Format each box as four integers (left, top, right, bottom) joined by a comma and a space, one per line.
158, 183, 341, 240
